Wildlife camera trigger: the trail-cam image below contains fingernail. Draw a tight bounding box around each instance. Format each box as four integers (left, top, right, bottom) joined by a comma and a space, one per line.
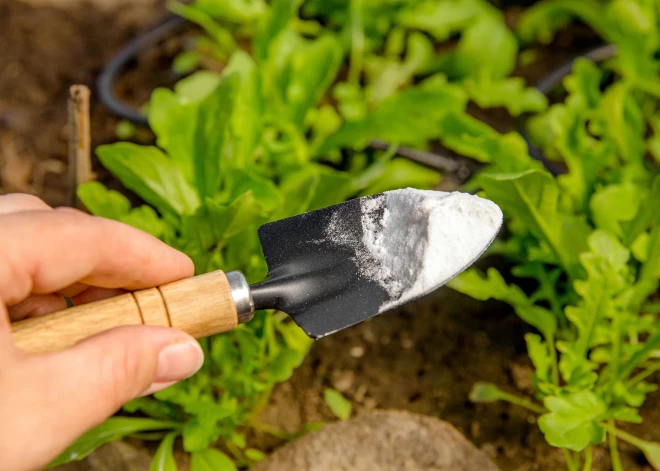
155, 341, 204, 383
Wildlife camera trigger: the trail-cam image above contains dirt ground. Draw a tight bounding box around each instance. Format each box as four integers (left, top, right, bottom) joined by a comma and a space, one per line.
2, 1, 659, 470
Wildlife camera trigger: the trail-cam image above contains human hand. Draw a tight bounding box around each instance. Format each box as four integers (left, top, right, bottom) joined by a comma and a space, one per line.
0, 194, 204, 471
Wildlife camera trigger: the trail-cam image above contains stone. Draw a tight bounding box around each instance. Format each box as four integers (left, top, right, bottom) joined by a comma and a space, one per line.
252, 410, 500, 471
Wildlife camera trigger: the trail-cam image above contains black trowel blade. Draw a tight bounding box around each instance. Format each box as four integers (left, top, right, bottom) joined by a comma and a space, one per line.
252, 190, 502, 339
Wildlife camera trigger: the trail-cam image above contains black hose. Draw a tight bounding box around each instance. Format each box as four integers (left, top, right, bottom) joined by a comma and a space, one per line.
96, 15, 616, 177
97, 15, 187, 127
95, 16, 468, 176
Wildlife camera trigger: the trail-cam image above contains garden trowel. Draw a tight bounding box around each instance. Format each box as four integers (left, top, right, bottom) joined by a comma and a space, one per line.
12, 189, 502, 354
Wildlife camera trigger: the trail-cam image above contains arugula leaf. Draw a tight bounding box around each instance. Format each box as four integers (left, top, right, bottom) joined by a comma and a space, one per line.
538, 391, 607, 451
149, 88, 198, 183
448, 268, 557, 338
150, 432, 179, 471
282, 35, 343, 128
96, 144, 200, 217
190, 448, 237, 471
194, 73, 240, 200
453, 12, 518, 80
48, 418, 179, 467
464, 76, 548, 116
319, 77, 468, 152
324, 388, 352, 420
253, 0, 296, 63
396, 0, 490, 41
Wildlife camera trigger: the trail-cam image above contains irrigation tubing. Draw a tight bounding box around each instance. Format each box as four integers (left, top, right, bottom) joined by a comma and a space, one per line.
96, 16, 616, 177
96, 15, 469, 177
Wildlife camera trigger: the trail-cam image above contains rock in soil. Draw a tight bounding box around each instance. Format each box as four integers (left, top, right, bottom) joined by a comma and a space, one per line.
252, 409, 500, 471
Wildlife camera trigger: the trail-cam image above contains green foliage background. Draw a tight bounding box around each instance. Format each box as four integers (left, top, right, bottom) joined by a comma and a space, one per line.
51, 0, 660, 470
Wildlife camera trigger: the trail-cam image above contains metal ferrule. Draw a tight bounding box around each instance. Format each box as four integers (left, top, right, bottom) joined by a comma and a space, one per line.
226, 271, 254, 324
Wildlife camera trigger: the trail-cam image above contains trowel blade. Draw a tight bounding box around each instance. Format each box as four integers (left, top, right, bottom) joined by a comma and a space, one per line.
252, 189, 503, 339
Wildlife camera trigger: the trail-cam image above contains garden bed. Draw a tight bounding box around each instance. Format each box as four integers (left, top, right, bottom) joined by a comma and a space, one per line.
2, 1, 660, 471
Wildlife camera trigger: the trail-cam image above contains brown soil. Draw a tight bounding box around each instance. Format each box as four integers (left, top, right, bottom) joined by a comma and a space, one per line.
2, 2, 659, 471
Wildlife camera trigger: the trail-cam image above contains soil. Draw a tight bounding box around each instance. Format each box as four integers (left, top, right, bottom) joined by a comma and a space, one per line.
2, 1, 659, 471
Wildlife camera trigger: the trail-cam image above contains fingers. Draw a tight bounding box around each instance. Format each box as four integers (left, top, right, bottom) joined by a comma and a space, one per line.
70, 287, 126, 305
0, 193, 51, 215
0, 208, 194, 306
6, 294, 67, 321
0, 323, 204, 471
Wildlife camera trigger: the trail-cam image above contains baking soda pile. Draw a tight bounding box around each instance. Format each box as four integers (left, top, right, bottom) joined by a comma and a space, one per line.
326, 188, 503, 310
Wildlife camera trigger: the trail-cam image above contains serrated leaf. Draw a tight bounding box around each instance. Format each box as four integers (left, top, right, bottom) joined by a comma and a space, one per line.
539, 391, 607, 452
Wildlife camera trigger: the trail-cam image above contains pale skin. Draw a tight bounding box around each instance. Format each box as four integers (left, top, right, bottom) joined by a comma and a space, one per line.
0, 194, 205, 471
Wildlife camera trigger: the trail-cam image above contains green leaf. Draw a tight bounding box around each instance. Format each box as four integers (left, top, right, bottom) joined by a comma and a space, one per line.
148, 88, 198, 182
191, 0, 266, 24
172, 50, 201, 74
320, 77, 468, 152
96, 143, 200, 217
284, 34, 343, 127
453, 12, 518, 80
77, 181, 131, 220
266, 347, 306, 382
590, 183, 645, 238
48, 418, 179, 467
222, 51, 264, 168
194, 73, 240, 200
449, 268, 557, 338
190, 448, 237, 471
324, 388, 352, 420
173, 71, 223, 103
254, 0, 296, 63
396, 0, 490, 41
359, 158, 440, 196
244, 448, 266, 462
479, 170, 584, 279
526, 333, 552, 384
597, 83, 645, 164
116, 120, 137, 140
438, 111, 534, 167
464, 76, 548, 116
469, 382, 508, 403
149, 432, 178, 471
538, 391, 607, 451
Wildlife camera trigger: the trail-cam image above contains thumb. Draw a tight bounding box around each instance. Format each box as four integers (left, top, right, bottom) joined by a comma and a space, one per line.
2, 326, 203, 470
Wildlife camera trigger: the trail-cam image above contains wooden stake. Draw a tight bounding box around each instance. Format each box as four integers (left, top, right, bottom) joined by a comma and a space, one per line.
67, 85, 93, 208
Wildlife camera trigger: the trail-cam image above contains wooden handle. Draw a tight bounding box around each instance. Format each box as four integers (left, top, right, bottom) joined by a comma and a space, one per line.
11, 271, 239, 354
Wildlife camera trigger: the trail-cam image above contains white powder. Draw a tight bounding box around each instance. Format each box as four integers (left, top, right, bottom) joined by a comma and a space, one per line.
326, 188, 503, 310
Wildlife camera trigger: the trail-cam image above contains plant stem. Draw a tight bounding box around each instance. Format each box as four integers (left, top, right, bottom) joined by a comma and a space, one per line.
348, 0, 364, 85
563, 448, 578, 471
548, 334, 560, 385
608, 419, 624, 471
497, 390, 546, 414
581, 446, 592, 471
250, 421, 291, 440
602, 422, 649, 450
627, 362, 660, 388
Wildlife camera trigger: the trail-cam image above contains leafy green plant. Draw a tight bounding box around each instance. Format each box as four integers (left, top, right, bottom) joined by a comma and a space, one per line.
52, 1, 448, 469
52, 0, 660, 469
449, 3, 660, 469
